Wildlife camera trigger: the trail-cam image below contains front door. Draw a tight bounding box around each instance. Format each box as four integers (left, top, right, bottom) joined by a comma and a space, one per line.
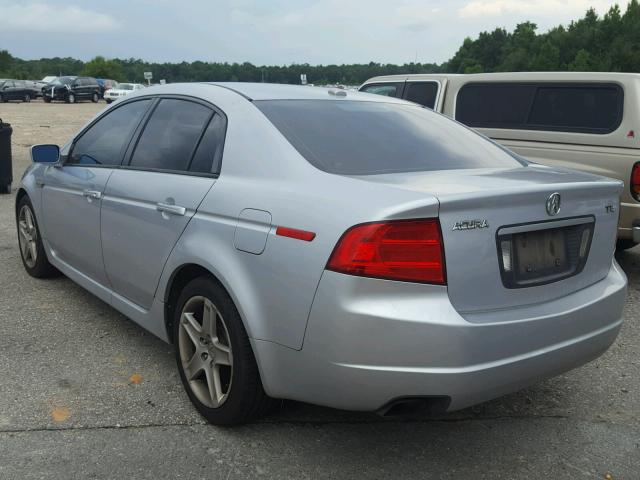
101, 97, 222, 309
42, 166, 112, 285
42, 98, 152, 285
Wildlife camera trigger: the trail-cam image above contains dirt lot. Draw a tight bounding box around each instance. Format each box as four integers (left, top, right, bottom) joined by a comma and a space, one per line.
0, 100, 639, 479
1, 100, 105, 178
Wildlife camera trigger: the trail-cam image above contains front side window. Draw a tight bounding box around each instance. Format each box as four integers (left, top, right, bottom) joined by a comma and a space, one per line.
257, 100, 523, 175
456, 82, 623, 134
128, 99, 212, 172
404, 81, 439, 109
360, 83, 403, 98
69, 99, 151, 166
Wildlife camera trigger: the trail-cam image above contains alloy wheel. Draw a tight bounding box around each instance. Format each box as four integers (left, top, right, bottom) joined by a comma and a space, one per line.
178, 296, 233, 408
18, 205, 38, 268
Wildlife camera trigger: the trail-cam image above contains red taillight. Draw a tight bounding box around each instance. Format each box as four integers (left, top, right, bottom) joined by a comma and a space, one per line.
632, 162, 640, 201
326, 219, 446, 284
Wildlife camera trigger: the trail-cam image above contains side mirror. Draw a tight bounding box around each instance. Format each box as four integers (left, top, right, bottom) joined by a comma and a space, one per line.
31, 144, 60, 164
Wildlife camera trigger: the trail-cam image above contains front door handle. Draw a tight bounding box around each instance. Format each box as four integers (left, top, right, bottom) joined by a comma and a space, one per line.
156, 202, 186, 216
83, 189, 102, 200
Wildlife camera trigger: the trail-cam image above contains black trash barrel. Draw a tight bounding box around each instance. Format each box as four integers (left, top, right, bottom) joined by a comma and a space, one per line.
0, 119, 12, 194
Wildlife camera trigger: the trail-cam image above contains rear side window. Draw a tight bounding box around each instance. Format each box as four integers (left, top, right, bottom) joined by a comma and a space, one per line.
256, 100, 523, 175
129, 99, 212, 172
190, 113, 226, 174
456, 82, 623, 134
404, 82, 439, 109
70, 99, 151, 166
360, 83, 403, 98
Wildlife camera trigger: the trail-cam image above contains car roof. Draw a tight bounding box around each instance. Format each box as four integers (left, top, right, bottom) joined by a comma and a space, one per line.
364, 72, 640, 83
206, 82, 409, 103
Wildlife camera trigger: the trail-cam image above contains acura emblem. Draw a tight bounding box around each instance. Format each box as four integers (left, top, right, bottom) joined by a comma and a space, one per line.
546, 193, 561, 216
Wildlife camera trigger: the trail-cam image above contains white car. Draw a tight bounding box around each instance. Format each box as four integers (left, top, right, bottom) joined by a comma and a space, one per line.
104, 83, 145, 103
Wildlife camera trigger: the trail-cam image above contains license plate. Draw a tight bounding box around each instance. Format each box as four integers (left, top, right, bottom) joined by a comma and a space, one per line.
514, 229, 567, 277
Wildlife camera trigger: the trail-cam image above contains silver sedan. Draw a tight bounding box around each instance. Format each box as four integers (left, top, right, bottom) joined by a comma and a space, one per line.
17, 83, 627, 425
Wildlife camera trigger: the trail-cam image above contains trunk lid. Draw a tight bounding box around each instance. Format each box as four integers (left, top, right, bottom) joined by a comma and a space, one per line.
358, 164, 622, 314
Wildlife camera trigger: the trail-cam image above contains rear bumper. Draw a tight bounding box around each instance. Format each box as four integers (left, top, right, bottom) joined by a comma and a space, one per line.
253, 261, 627, 412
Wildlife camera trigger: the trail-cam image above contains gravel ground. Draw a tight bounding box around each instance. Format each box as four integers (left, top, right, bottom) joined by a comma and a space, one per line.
0, 100, 638, 479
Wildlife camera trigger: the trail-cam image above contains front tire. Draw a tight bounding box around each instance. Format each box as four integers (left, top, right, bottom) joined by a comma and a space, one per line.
105, 99, 113, 104
16, 196, 59, 278
173, 277, 275, 425
67, 93, 75, 104
23, 93, 31, 103
0, 94, 6, 103
43, 96, 51, 103
91, 92, 99, 103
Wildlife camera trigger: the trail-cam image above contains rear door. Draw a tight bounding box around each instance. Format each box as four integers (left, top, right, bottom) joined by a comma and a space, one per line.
101, 97, 226, 309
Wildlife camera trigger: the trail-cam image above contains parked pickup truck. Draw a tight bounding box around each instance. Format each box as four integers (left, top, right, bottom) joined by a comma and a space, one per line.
360, 72, 640, 249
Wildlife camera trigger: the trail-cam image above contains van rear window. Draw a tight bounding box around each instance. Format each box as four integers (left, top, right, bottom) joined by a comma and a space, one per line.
456, 82, 623, 134
256, 100, 523, 175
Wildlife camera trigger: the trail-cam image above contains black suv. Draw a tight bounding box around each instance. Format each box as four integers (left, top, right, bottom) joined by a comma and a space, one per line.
42, 76, 101, 103
0, 79, 34, 102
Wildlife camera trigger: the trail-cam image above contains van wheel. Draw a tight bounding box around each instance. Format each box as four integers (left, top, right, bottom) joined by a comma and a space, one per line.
16, 196, 59, 278
43, 97, 51, 103
67, 93, 75, 104
173, 277, 276, 425
23, 93, 31, 103
91, 92, 99, 103
616, 239, 637, 251
0, 94, 6, 103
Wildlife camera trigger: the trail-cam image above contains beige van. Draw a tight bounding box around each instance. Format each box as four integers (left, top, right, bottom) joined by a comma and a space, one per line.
360, 72, 640, 249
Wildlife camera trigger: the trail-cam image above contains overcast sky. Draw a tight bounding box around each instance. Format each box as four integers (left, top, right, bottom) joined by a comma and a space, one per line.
0, 0, 622, 65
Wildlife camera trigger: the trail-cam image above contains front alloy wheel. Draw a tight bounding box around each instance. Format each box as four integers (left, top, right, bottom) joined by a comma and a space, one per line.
18, 204, 39, 269
178, 296, 233, 408
16, 196, 58, 278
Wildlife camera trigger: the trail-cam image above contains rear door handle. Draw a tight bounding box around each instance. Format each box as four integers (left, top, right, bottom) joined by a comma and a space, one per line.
156, 202, 186, 216
83, 189, 102, 200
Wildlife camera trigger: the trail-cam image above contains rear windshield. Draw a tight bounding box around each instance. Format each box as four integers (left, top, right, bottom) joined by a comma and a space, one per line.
256, 100, 523, 175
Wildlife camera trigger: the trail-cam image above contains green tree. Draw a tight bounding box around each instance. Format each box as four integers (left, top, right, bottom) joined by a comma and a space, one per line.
81, 56, 124, 80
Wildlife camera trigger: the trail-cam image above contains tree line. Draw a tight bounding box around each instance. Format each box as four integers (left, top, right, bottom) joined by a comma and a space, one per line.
1, 1, 639, 84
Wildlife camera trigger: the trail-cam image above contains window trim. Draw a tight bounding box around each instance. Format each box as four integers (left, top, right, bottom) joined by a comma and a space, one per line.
122, 94, 228, 177
66, 97, 154, 167
455, 82, 624, 135
65, 94, 228, 177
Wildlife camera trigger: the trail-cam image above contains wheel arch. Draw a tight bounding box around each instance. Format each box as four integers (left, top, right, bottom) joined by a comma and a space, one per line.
164, 263, 237, 344
15, 188, 29, 216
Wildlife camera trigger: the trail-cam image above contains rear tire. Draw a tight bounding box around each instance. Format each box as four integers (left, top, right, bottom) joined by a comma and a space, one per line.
16, 196, 59, 278
616, 239, 637, 251
23, 93, 31, 103
0, 94, 6, 103
173, 277, 276, 425
67, 93, 75, 104
0, 184, 11, 194
43, 96, 51, 103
